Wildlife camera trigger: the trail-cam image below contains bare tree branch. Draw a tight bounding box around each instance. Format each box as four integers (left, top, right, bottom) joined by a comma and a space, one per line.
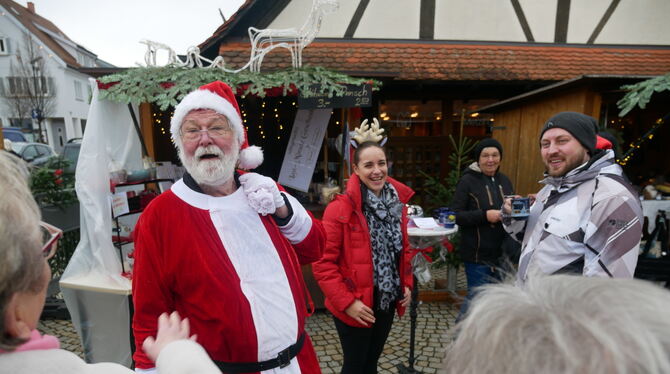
1, 33, 57, 143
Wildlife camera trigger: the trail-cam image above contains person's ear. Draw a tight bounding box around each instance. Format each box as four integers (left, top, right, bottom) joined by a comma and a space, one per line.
4, 293, 34, 340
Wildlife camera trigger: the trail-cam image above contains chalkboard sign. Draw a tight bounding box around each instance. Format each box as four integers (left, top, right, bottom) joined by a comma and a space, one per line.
298, 83, 372, 109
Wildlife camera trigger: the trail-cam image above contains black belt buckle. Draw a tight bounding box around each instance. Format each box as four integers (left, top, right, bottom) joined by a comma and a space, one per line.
277, 346, 292, 368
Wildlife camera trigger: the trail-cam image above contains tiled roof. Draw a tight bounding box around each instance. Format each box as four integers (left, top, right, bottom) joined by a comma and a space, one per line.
0, 0, 79, 67
217, 40, 670, 81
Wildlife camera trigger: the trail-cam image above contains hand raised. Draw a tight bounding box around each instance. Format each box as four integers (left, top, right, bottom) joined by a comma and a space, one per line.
239, 173, 285, 215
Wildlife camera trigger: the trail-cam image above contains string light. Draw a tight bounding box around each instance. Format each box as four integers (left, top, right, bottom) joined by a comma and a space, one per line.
617, 115, 666, 166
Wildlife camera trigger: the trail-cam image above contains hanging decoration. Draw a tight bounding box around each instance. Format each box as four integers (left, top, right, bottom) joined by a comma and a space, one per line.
617, 72, 670, 116
617, 113, 668, 166
615, 73, 670, 165
139, 0, 338, 73
97, 66, 380, 111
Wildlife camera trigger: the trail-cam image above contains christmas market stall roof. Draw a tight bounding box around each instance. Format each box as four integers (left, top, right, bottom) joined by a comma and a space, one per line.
206, 40, 670, 83
95, 66, 380, 110
476, 74, 659, 114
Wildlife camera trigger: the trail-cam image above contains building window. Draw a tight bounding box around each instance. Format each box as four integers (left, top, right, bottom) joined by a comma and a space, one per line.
7, 77, 28, 96
5, 76, 51, 96
74, 80, 83, 101
0, 37, 7, 55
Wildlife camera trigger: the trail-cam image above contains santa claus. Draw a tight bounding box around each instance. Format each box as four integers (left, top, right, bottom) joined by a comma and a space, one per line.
132, 81, 325, 373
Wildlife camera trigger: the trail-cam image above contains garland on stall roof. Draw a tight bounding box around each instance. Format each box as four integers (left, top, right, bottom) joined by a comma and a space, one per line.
614, 73, 670, 165
97, 66, 381, 111
617, 72, 670, 117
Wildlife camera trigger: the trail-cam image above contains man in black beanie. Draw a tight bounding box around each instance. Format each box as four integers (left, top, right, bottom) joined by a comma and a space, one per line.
502, 111, 642, 284
539, 111, 596, 177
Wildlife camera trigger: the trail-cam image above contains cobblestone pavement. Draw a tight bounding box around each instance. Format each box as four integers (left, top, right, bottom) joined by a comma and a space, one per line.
39, 268, 466, 373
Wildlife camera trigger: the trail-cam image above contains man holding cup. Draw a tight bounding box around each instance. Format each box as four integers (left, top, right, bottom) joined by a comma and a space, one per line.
503, 112, 642, 284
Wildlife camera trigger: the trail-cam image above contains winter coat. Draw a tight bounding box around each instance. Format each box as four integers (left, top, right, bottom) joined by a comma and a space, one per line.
504, 150, 643, 284
313, 174, 415, 328
451, 162, 514, 264
0, 340, 219, 374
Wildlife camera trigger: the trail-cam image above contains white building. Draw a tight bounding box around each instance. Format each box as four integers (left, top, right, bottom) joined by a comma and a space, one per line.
0, 0, 114, 152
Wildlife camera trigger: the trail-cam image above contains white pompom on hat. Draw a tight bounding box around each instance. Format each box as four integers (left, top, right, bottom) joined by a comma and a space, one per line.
170, 81, 263, 170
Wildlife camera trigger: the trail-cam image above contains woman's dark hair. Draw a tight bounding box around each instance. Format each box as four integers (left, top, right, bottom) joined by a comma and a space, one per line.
353, 141, 387, 165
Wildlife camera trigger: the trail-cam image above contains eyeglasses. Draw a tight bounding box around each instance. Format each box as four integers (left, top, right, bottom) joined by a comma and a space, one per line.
40, 221, 62, 260
180, 125, 233, 141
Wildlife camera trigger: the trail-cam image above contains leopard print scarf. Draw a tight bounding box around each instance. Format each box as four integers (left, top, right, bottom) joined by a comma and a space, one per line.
362, 182, 404, 310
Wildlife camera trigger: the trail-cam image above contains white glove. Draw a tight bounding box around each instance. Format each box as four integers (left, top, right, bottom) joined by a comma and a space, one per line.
239, 173, 285, 216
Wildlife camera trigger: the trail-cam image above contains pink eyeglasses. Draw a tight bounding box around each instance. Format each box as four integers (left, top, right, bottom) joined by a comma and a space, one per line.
40, 221, 63, 260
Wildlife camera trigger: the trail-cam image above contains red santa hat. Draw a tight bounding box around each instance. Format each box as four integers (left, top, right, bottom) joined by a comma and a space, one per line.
170, 81, 263, 170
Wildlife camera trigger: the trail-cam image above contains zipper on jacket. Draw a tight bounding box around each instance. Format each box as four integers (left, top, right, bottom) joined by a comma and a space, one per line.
485, 184, 494, 206
469, 192, 482, 263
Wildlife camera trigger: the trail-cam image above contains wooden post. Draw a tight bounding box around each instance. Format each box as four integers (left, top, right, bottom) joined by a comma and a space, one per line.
322, 130, 328, 181
339, 108, 348, 188
0, 128, 4, 150
139, 103, 156, 160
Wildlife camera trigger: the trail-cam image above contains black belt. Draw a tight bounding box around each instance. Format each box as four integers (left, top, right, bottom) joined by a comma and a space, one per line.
214, 333, 305, 373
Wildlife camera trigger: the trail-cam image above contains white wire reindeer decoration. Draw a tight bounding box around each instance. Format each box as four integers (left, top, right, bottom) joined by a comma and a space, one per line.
247, 0, 339, 72
139, 0, 339, 73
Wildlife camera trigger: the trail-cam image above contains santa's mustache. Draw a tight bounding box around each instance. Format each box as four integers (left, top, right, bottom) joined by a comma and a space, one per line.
194, 145, 225, 160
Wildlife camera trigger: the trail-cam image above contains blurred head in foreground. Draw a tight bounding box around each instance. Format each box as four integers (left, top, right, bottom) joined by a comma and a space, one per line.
443, 274, 670, 374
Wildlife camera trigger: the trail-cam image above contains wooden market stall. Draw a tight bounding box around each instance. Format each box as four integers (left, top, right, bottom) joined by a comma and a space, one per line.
478, 75, 670, 195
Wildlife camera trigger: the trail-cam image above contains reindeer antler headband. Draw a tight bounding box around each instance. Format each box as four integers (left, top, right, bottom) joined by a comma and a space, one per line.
351, 118, 387, 147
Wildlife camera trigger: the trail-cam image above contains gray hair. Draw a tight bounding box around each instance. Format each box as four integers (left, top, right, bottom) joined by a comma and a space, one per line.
0, 152, 44, 350
443, 274, 670, 374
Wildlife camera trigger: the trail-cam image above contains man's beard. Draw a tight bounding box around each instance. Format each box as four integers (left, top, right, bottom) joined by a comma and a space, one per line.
180, 145, 239, 187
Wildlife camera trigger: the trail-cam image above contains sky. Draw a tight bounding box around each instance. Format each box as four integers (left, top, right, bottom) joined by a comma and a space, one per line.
16, 0, 246, 67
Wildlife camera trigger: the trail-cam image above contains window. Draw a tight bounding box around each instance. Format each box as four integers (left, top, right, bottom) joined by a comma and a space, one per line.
22, 145, 39, 160
7, 77, 28, 96
74, 80, 83, 101
0, 37, 7, 55
6, 76, 51, 96
35, 144, 54, 157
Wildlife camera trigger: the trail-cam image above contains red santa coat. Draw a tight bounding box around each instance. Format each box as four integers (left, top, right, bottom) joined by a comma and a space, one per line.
132, 179, 324, 373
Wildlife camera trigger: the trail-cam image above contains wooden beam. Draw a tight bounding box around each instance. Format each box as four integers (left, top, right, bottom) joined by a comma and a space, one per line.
554, 0, 571, 43
345, 0, 370, 38
587, 0, 621, 44
510, 0, 535, 42
139, 103, 156, 160
419, 0, 436, 40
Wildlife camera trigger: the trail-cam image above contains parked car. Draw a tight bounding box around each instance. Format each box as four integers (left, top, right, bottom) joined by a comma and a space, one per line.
10, 142, 57, 167
2, 127, 29, 142
60, 138, 82, 174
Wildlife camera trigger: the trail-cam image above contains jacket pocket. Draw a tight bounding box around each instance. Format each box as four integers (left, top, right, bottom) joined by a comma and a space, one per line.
342, 268, 357, 292
543, 198, 583, 240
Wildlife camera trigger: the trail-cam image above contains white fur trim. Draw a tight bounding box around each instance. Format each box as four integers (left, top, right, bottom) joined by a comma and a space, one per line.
170, 89, 244, 149
238, 145, 264, 170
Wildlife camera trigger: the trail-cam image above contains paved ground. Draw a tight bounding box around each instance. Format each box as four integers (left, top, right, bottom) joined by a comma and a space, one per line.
38, 267, 465, 373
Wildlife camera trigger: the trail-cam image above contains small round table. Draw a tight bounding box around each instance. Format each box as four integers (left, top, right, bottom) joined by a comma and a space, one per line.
397, 225, 458, 374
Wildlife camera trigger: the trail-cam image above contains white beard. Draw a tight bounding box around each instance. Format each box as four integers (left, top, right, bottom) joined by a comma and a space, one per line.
180, 144, 239, 187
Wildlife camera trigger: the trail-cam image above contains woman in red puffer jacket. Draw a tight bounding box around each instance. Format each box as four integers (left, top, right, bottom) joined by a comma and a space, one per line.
313, 141, 414, 374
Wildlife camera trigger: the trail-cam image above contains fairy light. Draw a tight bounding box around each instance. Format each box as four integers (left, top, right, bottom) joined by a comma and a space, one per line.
617, 115, 666, 166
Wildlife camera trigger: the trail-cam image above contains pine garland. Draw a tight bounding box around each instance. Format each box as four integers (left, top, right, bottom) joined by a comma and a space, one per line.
615, 73, 670, 165
98, 66, 381, 111
617, 72, 670, 116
